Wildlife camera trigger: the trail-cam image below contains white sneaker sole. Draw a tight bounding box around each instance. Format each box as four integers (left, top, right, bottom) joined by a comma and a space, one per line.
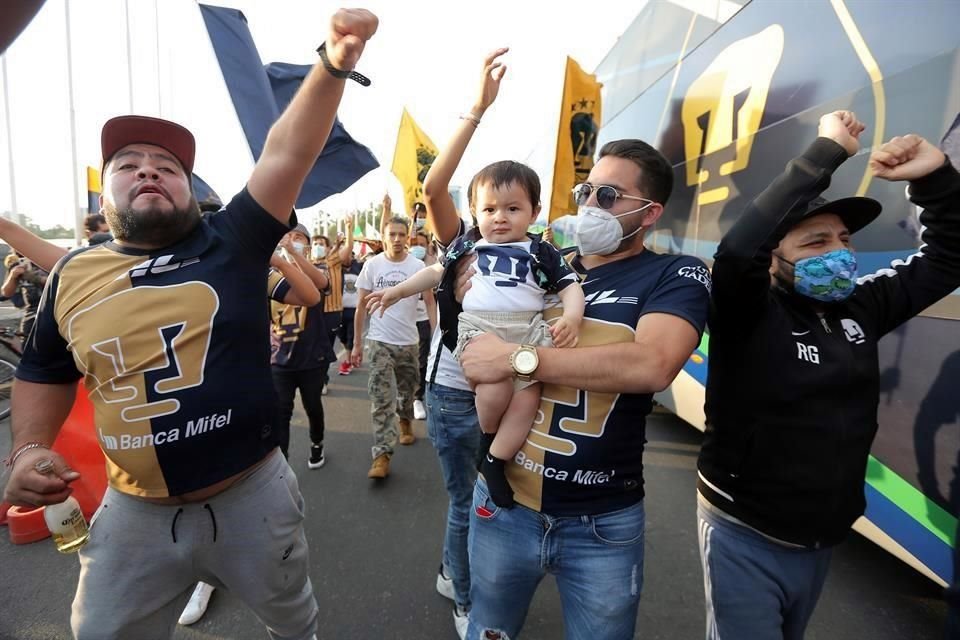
454, 610, 469, 640
307, 457, 326, 470
436, 571, 455, 601
178, 582, 215, 625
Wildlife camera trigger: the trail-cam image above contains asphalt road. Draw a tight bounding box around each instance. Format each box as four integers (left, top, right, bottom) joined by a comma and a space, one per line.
0, 353, 949, 639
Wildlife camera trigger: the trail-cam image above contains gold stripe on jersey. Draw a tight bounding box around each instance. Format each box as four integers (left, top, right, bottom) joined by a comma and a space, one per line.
54, 247, 220, 496
509, 306, 636, 512
322, 250, 343, 313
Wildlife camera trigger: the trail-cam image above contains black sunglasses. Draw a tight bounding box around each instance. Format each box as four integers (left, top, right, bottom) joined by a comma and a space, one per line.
572, 183, 652, 211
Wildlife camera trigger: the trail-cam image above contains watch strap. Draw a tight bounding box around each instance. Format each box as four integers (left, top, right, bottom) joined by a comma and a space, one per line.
316, 42, 371, 86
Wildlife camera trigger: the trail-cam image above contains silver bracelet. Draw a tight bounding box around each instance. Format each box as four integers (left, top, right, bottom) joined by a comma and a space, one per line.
459, 112, 481, 127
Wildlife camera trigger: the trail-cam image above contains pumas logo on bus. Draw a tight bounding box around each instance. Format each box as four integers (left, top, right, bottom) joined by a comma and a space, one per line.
124, 255, 200, 279
585, 289, 638, 306
841, 318, 866, 344
681, 25, 785, 207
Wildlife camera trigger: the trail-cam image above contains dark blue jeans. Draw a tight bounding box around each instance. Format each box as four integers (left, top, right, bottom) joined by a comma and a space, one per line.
467, 478, 646, 640
425, 382, 481, 610
698, 499, 832, 640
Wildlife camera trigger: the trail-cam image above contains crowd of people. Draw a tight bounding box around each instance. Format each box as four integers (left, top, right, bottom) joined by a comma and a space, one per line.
1, 8, 958, 640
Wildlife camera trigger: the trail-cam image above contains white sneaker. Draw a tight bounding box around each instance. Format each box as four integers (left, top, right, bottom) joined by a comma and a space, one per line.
413, 399, 426, 420
453, 604, 469, 640
436, 564, 455, 601
178, 581, 215, 625
321, 383, 329, 396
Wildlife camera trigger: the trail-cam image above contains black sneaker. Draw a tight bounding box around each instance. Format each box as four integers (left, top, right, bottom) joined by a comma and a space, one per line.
308, 443, 325, 469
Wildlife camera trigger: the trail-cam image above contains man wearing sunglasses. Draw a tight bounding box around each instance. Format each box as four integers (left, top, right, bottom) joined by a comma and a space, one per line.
456, 139, 711, 640
697, 111, 960, 639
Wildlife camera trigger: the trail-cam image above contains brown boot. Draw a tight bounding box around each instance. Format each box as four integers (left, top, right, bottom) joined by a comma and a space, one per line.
398, 418, 415, 445
367, 454, 390, 479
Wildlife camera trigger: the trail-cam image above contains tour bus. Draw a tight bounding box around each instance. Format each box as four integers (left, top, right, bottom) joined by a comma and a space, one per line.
587, 0, 958, 585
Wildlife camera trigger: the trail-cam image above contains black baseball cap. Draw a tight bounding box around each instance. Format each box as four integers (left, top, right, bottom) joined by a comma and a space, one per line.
791, 196, 882, 234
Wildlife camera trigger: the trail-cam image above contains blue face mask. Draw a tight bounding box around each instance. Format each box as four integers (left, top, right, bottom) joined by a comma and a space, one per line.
777, 248, 858, 303
410, 246, 427, 260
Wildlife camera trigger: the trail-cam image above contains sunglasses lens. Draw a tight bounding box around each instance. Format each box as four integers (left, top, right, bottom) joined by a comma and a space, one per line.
596, 186, 618, 210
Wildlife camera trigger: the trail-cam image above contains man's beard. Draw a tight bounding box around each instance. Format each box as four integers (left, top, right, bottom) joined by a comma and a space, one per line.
103, 197, 202, 247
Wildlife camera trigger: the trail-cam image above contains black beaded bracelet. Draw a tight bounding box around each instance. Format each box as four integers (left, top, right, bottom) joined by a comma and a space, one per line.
316, 42, 371, 87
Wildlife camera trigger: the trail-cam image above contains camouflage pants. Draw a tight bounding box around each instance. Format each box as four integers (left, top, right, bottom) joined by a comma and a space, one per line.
367, 339, 419, 459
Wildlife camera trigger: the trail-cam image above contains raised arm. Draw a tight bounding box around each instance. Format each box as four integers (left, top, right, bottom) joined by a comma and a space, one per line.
339, 214, 355, 266
270, 254, 322, 307
278, 235, 329, 292
424, 48, 508, 245
859, 133, 960, 334
247, 10, 378, 224
0, 218, 68, 272
711, 111, 862, 324
424, 288, 438, 333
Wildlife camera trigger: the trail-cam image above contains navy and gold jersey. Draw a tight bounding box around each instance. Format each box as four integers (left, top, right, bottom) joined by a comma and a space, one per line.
267, 268, 330, 370
17, 189, 292, 498
508, 249, 711, 516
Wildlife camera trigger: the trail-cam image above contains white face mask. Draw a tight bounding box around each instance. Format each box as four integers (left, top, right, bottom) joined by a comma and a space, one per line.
291, 241, 307, 254
311, 245, 326, 260
574, 203, 654, 256
410, 245, 427, 260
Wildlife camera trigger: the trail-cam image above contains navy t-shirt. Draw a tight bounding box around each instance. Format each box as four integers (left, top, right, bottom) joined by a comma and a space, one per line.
507, 249, 712, 516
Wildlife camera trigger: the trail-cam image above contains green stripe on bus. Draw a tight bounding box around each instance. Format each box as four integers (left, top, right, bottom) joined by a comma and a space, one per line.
698, 330, 710, 354
865, 456, 957, 547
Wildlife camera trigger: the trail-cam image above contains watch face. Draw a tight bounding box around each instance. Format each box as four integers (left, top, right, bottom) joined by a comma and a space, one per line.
515, 349, 538, 374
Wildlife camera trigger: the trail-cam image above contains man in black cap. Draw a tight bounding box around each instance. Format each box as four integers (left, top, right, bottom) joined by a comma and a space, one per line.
697, 110, 960, 639
3, 9, 378, 639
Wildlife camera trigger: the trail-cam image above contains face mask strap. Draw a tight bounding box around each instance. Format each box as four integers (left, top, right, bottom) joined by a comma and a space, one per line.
772, 251, 795, 267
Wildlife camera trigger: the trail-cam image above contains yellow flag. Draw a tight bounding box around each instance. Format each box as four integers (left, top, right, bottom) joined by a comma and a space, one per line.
86, 166, 102, 214
86, 166, 101, 194
548, 57, 602, 222
391, 108, 439, 217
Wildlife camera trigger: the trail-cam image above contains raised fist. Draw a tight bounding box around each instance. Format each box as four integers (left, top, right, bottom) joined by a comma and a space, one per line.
326, 9, 378, 72
818, 110, 865, 157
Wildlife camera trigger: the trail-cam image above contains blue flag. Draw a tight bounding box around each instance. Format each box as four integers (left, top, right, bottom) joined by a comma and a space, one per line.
199, 4, 378, 208
192, 175, 223, 212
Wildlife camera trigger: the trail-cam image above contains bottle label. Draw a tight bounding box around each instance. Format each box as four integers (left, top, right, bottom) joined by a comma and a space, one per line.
45, 501, 90, 554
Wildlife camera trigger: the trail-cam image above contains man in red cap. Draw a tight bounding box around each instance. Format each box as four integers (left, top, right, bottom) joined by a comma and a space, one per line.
698, 111, 960, 639
2, 9, 378, 639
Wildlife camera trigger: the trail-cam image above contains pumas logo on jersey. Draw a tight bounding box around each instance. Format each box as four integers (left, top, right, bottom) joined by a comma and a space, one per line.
125, 255, 200, 279
841, 318, 866, 344
584, 289, 639, 306
677, 265, 712, 292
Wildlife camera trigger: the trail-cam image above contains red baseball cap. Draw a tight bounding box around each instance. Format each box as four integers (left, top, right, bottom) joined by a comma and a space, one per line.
101, 115, 196, 175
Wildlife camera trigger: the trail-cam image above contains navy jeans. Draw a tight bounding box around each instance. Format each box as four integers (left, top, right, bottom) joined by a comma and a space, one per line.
467, 478, 646, 640
425, 382, 481, 610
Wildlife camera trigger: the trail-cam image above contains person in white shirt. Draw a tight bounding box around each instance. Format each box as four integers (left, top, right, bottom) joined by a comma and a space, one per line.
351, 216, 431, 479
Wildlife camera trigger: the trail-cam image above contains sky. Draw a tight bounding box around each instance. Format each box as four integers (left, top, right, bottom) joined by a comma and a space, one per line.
0, 0, 644, 233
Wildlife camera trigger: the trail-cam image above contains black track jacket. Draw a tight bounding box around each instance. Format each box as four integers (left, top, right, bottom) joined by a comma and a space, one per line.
698, 137, 960, 548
